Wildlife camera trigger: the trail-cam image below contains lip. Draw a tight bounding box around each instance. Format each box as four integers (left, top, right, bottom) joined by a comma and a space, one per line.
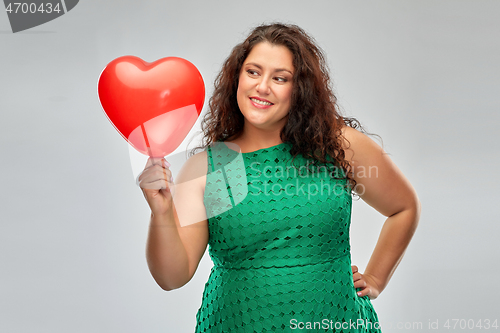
249, 96, 274, 109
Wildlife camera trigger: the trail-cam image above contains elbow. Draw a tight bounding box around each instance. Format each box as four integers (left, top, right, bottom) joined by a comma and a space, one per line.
160, 284, 177, 292
402, 191, 422, 220
416, 197, 422, 217
158, 280, 186, 292
158, 280, 175, 291
389, 195, 421, 220
155, 274, 192, 291
147, 261, 193, 291
389, 194, 421, 232
414, 195, 422, 222
407, 195, 421, 234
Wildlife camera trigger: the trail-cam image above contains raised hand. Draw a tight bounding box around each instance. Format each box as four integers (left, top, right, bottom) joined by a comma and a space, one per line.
137, 157, 175, 216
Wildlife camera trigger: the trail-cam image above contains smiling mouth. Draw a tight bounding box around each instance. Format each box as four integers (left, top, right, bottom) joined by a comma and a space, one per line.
250, 97, 273, 106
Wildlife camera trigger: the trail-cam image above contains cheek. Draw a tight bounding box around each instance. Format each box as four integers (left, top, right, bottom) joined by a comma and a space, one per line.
236, 76, 246, 109
282, 87, 293, 105
237, 74, 249, 91
236, 84, 243, 104
236, 74, 245, 96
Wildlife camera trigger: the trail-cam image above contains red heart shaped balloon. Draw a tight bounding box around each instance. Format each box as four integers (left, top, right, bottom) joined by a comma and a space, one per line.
98, 56, 205, 157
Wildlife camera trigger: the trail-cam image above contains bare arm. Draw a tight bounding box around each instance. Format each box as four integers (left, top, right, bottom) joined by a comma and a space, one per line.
342, 126, 421, 299
140, 152, 209, 291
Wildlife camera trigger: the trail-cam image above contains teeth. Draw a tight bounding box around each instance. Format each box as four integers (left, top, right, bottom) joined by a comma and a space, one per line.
251, 98, 272, 106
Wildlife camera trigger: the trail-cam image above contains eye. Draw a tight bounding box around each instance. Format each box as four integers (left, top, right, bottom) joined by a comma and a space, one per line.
247, 69, 259, 76
274, 77, 288, 83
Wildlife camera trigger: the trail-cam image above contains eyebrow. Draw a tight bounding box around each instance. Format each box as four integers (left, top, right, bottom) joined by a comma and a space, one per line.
244, 62, 294, 75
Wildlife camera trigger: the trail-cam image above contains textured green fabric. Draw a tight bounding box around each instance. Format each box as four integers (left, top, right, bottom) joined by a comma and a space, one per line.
195, 142, 381, 332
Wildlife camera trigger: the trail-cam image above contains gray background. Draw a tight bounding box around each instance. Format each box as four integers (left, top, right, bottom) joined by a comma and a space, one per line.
1, 0, 499, 332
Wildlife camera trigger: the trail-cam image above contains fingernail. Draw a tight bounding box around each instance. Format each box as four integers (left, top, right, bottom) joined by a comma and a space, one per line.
170, 176, 173, 182
164, 160, 171, 167
357, 292, 362, 296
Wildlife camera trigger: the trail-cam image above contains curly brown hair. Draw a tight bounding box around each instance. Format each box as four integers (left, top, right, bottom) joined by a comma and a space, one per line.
190, 22, 376, 193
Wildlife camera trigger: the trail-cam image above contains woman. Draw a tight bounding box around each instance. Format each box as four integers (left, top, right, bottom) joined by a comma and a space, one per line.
138, 23, 420, 332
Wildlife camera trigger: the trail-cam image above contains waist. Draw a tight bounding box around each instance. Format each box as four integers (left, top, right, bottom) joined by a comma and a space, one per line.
212, 252, 350, 271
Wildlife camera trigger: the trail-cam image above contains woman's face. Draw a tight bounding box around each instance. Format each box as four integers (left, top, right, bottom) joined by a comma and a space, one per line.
236, 42, 294, 132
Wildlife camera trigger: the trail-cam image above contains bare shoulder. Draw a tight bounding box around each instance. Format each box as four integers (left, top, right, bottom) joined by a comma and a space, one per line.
175, 149, 208, 192
339, 125, 384, 164
340, 126, 420, 217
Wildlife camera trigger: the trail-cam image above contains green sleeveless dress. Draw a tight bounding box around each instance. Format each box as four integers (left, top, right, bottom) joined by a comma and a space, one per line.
195, 142, 381, 332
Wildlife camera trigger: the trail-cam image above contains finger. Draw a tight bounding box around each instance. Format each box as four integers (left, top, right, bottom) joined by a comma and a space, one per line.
162, 159, 174, 183
139, 165, 172, 183
142, 159, 170, 177
160, 187, 171, 197
144, 157, 156, 169
152, 157, 165, 166
141, 179, 169, 191
144, 156, 165, 170
351, 265, 358, 274
161, 159, 168, 184
140, 159, 160, 182
137, 163, 172, 190
353, 272, 363, 282
353, 277, 367, 289
356, 286, 371, 298
139, 170, 170, 189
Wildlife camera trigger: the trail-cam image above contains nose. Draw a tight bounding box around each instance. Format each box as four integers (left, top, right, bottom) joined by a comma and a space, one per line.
256, 77, 271, 95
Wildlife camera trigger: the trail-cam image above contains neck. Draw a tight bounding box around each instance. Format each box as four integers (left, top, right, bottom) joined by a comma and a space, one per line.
238, 124, 284, 148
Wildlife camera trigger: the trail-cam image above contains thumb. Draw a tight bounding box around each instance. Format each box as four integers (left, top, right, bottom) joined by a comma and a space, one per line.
144, 156, 165, 169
